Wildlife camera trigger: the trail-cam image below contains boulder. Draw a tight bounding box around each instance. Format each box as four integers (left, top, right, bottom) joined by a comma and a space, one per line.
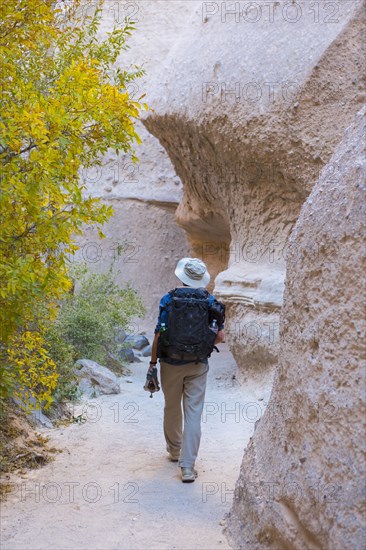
124, 334, 150, 350
75, 359, 120, 397
141, 344, 153, 357
77, 378, 97, 399
118, 347, 135, 363
12, 395, 53, 429
104, 350, 124, 373
226, 107, 366, 549
114, 328, 127, 344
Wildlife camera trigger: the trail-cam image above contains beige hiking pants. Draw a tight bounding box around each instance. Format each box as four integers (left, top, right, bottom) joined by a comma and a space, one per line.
160, 360, 209, 468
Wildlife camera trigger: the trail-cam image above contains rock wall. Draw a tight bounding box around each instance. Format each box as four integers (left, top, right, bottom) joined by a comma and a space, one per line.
76, 1, 195, 328
79, 0, 365, 346
76, 2, 366, 547
143, 0, 366, 370
75, 200, 189, 329
226, 107, 366, 549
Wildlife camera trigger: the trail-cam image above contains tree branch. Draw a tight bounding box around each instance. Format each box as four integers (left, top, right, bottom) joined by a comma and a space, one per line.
3, 142, 37, 163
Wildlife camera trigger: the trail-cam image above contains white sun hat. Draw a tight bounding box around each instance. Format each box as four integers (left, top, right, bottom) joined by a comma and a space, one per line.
174, 257, 211, 288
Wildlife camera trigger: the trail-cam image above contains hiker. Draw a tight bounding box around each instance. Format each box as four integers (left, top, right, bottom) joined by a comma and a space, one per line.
146, 257, 225, 483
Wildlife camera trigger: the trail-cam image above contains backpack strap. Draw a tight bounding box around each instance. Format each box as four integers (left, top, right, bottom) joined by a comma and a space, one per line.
160, 289, 176, 312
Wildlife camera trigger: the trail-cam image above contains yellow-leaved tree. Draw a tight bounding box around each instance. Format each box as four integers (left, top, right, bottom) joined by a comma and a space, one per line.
0, 0, 146, 407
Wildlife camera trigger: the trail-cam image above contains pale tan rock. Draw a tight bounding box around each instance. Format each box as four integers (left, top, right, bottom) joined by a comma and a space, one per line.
215, 262, 284, 371
74, 200, 189, 330
144, 0, 366, 372
226, 107, 366, 549
75, 1, 194, 321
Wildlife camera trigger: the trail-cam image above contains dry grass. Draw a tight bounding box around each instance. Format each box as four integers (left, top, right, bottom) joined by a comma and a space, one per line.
0, 401, 59, 496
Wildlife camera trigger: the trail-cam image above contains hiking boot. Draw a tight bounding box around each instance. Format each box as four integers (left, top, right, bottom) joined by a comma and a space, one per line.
181, 467, 198, 483
168, 452, 180, 462
167, 445, 180, 462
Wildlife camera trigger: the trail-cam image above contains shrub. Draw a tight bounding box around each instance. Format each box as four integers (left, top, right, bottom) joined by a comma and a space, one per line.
44, 322, 80, 403
47, 260, 145, 396
7, 329, 58, 410
0, 0, 146, 404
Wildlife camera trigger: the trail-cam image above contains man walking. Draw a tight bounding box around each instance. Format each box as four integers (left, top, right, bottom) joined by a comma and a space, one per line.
147, 257, 225, 483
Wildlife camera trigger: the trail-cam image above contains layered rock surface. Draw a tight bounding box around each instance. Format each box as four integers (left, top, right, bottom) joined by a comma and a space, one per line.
58, 3, 365, 547
226, 107, 366, 549
144, 0, 366, 369
75, 200, 188, 328
76, 1, 194, 326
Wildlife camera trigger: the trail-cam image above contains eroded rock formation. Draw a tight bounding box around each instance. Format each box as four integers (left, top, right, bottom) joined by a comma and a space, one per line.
226, 107, 366, 549
78, 1, 365, 547
144, 0, 366, 371
76, 1, 194, 327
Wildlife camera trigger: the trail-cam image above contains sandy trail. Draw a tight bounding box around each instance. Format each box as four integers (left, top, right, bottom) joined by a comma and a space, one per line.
1, 344, 272, 550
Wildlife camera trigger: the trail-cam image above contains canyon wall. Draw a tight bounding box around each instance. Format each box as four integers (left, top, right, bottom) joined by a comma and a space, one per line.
80, 0, 365, 347
137, 2, 365, 547
80, 1, 366, 547
76, 1, 195, 329
226, 107, 366, 550
143, 0, 366, 371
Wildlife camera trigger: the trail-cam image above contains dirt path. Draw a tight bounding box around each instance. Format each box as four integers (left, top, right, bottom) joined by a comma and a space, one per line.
1, 344, 272, 550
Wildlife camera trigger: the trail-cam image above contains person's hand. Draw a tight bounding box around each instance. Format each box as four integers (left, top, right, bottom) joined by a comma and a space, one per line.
144, 362, 160, 397
148, 360, 157, 372
215, 330, 225, 344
